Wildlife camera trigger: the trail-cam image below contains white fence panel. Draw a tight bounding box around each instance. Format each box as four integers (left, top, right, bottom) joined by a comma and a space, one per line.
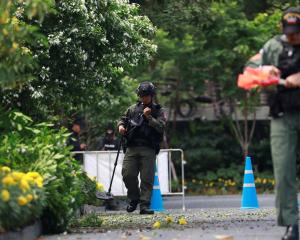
83, 151, 169, 196
75, 149, 186, 210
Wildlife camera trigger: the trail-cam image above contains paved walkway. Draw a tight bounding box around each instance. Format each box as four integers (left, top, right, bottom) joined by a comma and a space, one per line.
43, 207, 290, 240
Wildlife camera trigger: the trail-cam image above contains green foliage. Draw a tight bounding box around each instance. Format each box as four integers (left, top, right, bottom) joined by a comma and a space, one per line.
82, 76, 138, 149
135, 0, 296, 168
171, 121, 241, 179
0, 0, 54, 89
0, 111, 98, 233
69, 213, 103, 229
186, 163, 244, 195
0, 168, 45, 232
1, 0, 156, 122
141, 0, 210, 38
170, 120, 277, 194
186, 167, 276, 195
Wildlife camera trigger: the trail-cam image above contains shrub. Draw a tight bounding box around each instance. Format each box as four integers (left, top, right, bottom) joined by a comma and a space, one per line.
0, 111, 99, 233
0, 167, 45, 232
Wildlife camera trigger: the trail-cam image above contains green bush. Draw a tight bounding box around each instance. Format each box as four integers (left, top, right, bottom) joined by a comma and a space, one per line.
0, 168, 45, 232
185, 163, 244, 195
185, 165, 278, 195
0, 111, 98, 233
69, 213, 103, 229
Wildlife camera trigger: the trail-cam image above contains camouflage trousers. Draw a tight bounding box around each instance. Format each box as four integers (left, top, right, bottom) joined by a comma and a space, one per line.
121, 146, 156, 209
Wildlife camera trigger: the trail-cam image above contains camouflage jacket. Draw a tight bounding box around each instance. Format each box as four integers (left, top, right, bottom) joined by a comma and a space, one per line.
118, 101, 166, 148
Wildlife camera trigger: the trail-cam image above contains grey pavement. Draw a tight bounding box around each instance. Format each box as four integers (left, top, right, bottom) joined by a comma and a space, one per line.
43, 194, 299, 240
164, 194, 277, 209
44, 222, 286, 240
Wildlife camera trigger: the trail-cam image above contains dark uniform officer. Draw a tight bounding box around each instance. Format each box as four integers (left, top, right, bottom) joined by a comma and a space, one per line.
67, 119, 87, 163
118, 82, 166, 214
99, 124, 119, 151
247, 7, 300, 240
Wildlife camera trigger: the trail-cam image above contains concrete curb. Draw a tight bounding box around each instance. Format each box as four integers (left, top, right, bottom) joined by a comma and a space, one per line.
0, 220, 42, 240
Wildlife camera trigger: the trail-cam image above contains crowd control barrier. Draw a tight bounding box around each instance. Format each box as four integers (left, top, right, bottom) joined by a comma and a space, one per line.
73, 149, 186, 211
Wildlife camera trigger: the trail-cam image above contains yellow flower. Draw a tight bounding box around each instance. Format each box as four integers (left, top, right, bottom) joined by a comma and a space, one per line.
35, 178, 43, 188
26, 194, 33, 202
26, 172, 41, 179
22, 175, 34, 184
11, 16, 20, 32
96, 182, 104, 191
178, 217, 187, 225
12, 42, 19, 50
1, 166, 11, 173
2, 176, 16, 186
1, 190, 10, 202
18, 196, 28, 206
263, 179, 267, 184
11, 16, 19, 25
165, 216, 173, 223
88, 175, 96, 181
152, 221, 161, 229
21, 47, 31, 55
11, 172, 25, 181
36, 176, 43, 182
19, 179, 30, 192
0, 10, 9, 24
2, 29, 8, 36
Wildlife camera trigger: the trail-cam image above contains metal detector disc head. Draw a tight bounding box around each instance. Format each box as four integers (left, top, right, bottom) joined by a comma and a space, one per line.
95, 191, 114, 200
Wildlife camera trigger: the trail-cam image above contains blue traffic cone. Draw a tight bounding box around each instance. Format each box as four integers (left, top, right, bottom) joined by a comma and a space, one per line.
241, 156, 259, 209
150, 165, 165, 212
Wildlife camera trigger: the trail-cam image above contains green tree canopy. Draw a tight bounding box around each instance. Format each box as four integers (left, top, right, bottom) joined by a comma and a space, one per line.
0, 0, 54, 88
1, 0, 156, 123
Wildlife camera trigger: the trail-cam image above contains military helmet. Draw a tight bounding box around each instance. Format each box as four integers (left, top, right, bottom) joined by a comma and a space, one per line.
136, 81, 155, 97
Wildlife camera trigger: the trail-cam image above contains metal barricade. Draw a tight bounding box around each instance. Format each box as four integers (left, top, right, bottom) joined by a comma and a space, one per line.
73, 148, 186, 211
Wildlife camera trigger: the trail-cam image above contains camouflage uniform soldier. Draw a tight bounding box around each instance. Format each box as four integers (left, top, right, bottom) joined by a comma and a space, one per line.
248, 7, 300, 240
118, 82, 166, 214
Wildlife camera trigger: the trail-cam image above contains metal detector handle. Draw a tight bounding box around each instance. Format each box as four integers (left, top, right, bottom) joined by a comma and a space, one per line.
107, 135, 124, 195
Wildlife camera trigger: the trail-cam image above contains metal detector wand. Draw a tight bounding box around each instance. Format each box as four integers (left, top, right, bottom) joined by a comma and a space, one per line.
107, 135, 124, 196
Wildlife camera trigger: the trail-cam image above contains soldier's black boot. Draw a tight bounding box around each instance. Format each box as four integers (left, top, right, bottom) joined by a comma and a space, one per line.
282, 224, 299, 240
126, 200, 139, 213
140, 206, 154, 215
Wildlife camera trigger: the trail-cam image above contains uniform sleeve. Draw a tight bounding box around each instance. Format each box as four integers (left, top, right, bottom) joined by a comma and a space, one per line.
261, 36, 283, 66
117, 106, 132, 128
148, 108, 166, 134
98, 137, 105, 150
245, 36, 283, 68
67, 134, 81, 151
245, 52, 262, 68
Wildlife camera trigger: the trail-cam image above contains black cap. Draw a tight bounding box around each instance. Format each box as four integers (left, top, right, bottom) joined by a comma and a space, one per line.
72, 118, 84, 128
106, 122, 115, 131
282, 7, 300, 34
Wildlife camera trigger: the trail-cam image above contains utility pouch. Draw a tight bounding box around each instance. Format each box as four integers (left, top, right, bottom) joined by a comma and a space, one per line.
269, 92, 284, 118
278, 89, 300, 113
